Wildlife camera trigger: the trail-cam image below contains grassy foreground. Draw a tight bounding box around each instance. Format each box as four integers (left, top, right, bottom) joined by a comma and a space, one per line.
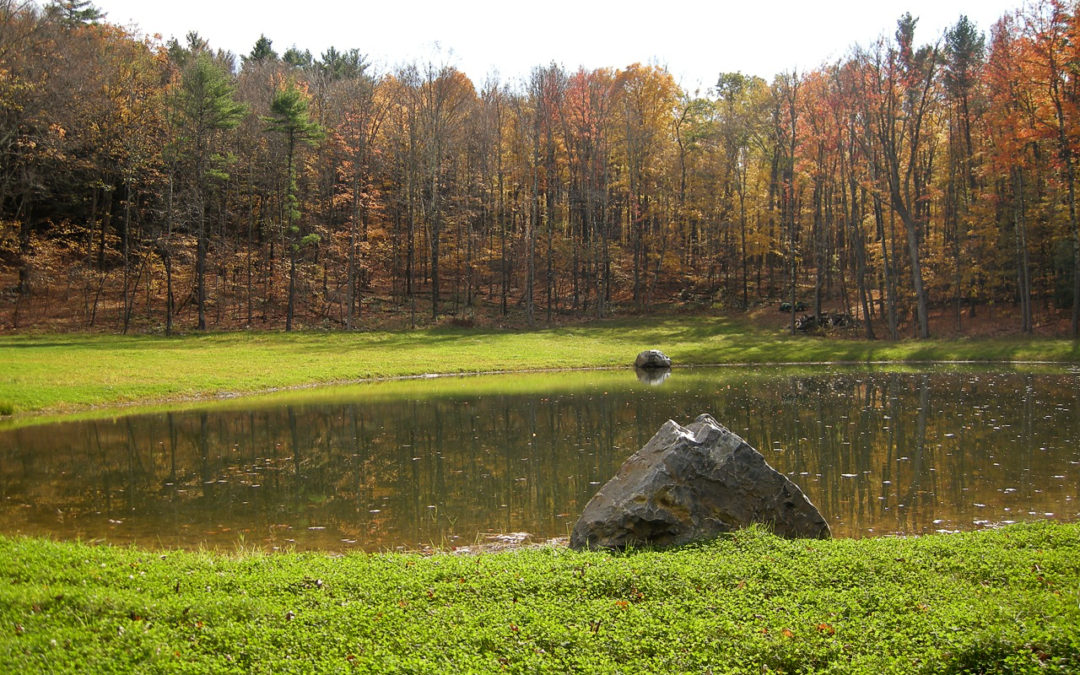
2, 315, 1078, 418
1, 523, 1077, 673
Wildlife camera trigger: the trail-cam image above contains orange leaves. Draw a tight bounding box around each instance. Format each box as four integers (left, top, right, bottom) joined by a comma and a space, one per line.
757, 622, 838, 640
565, 68, 614, 141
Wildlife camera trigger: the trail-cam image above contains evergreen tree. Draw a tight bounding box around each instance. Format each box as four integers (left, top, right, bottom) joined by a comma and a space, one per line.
46, 0, 102, 26
318, 46, 368, 81
264, 80, 323, 331
243, 34, 277, 66
170, 54, 247, 330
282, 47, 312, 69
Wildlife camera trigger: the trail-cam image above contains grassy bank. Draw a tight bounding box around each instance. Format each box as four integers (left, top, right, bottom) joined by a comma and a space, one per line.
1, 523, 1077, 673
2, 316, 1078, 418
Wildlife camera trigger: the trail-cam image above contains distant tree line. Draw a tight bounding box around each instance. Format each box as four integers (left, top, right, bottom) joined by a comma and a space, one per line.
2, 0, 1079, 337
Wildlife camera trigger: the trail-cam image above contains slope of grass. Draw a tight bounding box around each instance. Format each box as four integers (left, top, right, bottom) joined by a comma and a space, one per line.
1, 316, 1077, 418
1, 523, 1077, 673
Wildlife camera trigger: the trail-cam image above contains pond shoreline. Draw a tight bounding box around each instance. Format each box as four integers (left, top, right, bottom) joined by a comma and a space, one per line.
4, 355, 1077, 431
2, 317, 1079, 424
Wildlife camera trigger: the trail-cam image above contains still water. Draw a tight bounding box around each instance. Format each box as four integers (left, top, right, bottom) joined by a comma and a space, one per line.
1, 367, 1077, 551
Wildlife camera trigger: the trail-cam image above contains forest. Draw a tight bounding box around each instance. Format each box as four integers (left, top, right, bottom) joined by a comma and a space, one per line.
2, 0, 1080, 338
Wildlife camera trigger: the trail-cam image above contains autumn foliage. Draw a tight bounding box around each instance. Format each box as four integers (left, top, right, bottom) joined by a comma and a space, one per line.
3, 0, 1080, 337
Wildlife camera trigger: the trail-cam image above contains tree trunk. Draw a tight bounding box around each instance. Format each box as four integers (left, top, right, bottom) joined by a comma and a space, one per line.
546, 188, 554, 324
429, 158, 440, 320
16, 191, 33, 297
739, 182, 749, 310
286, 247, 296, 331
526, 165, 537, 326
246, 166, 255, 328
892, 196, 930, 338
430, 219, 440, 320
875, 195, 899, 340
813, 174, 825, 317
164, 250, 174, 336
98, 187, 112, 271
197, 197, 207, 331
851, 181, 875, 339
1047, 48, 1080, 338
346, 220, 356, 329
1014, 168, 1032, 334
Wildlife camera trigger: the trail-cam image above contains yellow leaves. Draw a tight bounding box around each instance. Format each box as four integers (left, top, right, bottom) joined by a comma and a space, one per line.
612, 63, 678, 164
615, 63, 679, 109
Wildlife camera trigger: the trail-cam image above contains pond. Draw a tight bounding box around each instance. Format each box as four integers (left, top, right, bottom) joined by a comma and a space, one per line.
1, 366, 1077, 552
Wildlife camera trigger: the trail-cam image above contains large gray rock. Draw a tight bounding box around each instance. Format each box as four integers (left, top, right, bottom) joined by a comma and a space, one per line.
570, 414, 830, 550
634, 349, 672, 369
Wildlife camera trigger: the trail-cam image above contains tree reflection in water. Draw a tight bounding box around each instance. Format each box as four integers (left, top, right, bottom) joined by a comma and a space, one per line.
0, 368, 1076, 551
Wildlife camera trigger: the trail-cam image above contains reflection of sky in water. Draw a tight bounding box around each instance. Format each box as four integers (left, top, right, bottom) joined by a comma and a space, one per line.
0, 367, 1077, 551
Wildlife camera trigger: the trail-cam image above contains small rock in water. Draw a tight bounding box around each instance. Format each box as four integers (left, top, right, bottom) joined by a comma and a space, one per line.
634, 349, 672, 369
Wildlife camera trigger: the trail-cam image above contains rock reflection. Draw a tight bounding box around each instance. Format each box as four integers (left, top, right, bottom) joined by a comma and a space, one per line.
635, 366, 671, 386
0, 369, 1076, 551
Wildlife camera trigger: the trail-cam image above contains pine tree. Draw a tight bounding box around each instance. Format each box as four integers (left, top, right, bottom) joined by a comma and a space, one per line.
169, 54, 247, 330
264, 80, 323, 331
46, 0, 102, 26
243, 34, 278, 66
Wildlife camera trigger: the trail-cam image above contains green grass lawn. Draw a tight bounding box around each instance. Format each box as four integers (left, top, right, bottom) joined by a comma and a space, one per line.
2, 315, 1078, 419
1, 523, 1077, 673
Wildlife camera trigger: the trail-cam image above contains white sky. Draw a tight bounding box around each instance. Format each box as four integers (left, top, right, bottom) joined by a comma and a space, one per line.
94, 0, 1024, 91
